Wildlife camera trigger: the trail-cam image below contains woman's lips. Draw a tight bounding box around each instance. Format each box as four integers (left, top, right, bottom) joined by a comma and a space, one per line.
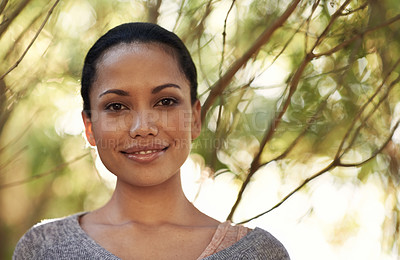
121, 147, 168, 163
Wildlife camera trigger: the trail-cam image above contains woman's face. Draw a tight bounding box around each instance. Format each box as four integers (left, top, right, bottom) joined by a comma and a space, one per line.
82, 43, 201, 187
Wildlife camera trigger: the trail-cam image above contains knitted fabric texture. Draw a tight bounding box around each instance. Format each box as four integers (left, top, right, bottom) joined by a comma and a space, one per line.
13, 213, 290, 260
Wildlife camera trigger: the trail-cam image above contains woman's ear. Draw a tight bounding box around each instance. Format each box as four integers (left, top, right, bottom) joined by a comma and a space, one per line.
82, 111, 96, 146
191, 100, 202, 140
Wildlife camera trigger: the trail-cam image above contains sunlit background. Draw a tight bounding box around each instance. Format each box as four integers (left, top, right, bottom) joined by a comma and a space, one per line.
1, 0, 400, 259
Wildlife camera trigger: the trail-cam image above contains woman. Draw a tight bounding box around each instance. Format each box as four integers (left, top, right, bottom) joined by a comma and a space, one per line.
13, 22, 290, 259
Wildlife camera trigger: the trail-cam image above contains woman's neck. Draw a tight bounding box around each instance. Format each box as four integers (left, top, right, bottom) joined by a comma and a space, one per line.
95, 172, 207, 226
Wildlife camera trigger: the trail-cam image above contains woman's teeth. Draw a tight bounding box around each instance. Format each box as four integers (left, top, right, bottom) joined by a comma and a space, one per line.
133, 150, 159, 155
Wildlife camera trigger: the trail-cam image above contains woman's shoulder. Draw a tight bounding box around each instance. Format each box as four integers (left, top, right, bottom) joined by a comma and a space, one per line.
205, 225, 290, 260
13, 212, 86, 260
245, 227, 289, 256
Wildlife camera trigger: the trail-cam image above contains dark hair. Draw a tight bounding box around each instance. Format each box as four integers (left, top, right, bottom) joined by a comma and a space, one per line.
81, 22, 198, 116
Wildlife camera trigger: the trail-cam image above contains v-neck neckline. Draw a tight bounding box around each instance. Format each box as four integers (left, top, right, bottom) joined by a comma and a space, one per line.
72, 212, 248, 259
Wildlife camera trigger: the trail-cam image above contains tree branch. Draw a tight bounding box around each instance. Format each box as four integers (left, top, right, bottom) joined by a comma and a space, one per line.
209, 97, 224, 170
314, 14, 400, 58
219, 0, 236, 77
0, 0, 59, 81
303, 65, 350, 80
226, 53, 313, 221
237, 159, 338, 224
267, 0, 318, 72
338, 72, 400, 163
225, 83, 252, 137
181, 0, 213, 44
147, 0, 162, 24
183, 0, 214, 89
172, 0, 186, 32
0, 0, 30, 38
0, 153, 89, 189
305, 0, 321, 53
227, 0, 369, 220
2, 7, 45, 61
0, 78, 10, 138
201, 0, 302, 122
258, 87, 333, 168
0, 0, 8, 16
340, 2, 368, 16
339, 120, 400, 168
334, 57, 400, 159
234, 57, 400, 224
230, 0, 350, 176
234, 107, 397, 224
311, 0, 352, 50
0, 109, 37, 154
341, 72, 400, 159
0, 145, 28, 173
196, 37, 213, 93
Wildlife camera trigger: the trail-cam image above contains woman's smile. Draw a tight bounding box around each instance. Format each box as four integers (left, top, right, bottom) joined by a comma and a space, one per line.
121, 143, 169, 164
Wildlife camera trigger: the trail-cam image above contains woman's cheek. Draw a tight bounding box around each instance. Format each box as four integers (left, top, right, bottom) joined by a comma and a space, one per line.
92, 117, 121, 147
169, 108, 193, 133
96, 113, 130, 133
157, 110, 174, 132
174, 111, 194, 151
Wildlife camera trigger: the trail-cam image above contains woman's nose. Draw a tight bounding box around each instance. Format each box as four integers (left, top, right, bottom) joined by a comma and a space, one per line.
129, 110, 158, 138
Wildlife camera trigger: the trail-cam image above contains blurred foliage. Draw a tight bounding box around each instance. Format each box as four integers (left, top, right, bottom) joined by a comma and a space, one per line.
1, 0, 400, 259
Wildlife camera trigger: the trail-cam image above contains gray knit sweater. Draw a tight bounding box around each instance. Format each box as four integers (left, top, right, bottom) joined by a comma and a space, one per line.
13, 213, 290, 259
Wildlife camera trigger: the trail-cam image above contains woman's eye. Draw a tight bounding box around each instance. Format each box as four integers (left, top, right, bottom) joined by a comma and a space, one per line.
156, 98, 177, 107
105, 103, 126, 111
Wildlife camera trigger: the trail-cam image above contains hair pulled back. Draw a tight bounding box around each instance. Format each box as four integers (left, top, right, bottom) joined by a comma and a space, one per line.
81, 22, 198, 116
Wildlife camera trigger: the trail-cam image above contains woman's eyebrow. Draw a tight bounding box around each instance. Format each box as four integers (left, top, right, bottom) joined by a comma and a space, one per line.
152, 83, 181, 94
99, 89, 130, 98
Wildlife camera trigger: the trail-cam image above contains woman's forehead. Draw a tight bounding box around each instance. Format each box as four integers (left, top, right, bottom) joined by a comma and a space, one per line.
98, 42, 178, 68
90, 42, 190, 97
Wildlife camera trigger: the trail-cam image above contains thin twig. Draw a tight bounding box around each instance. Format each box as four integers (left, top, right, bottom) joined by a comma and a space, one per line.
256, 58, 352, 169
0, 153, 90, 189
311, 0, 352, 50
340, 2, 368, 16
0, 110, 38, 153
0, 145, 28, 173
258, 92, 331, 168
237, 159, 338, 224
256, 55, 312, 169
302, 65, 350, 80
262, 0, 319, 86
339, 121, 400, 167
196, 36, 214, 93
172, 0, 186, 32
219, 0, 236, 78
0, 0, 30, 38
2, 5, 46, 61
190, 1, 214, 93
305, 0, 321, 54
210, 97, 224, 169
0, 0, 60, 81
225, 82, 252, 137
268, 15, 308, 71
